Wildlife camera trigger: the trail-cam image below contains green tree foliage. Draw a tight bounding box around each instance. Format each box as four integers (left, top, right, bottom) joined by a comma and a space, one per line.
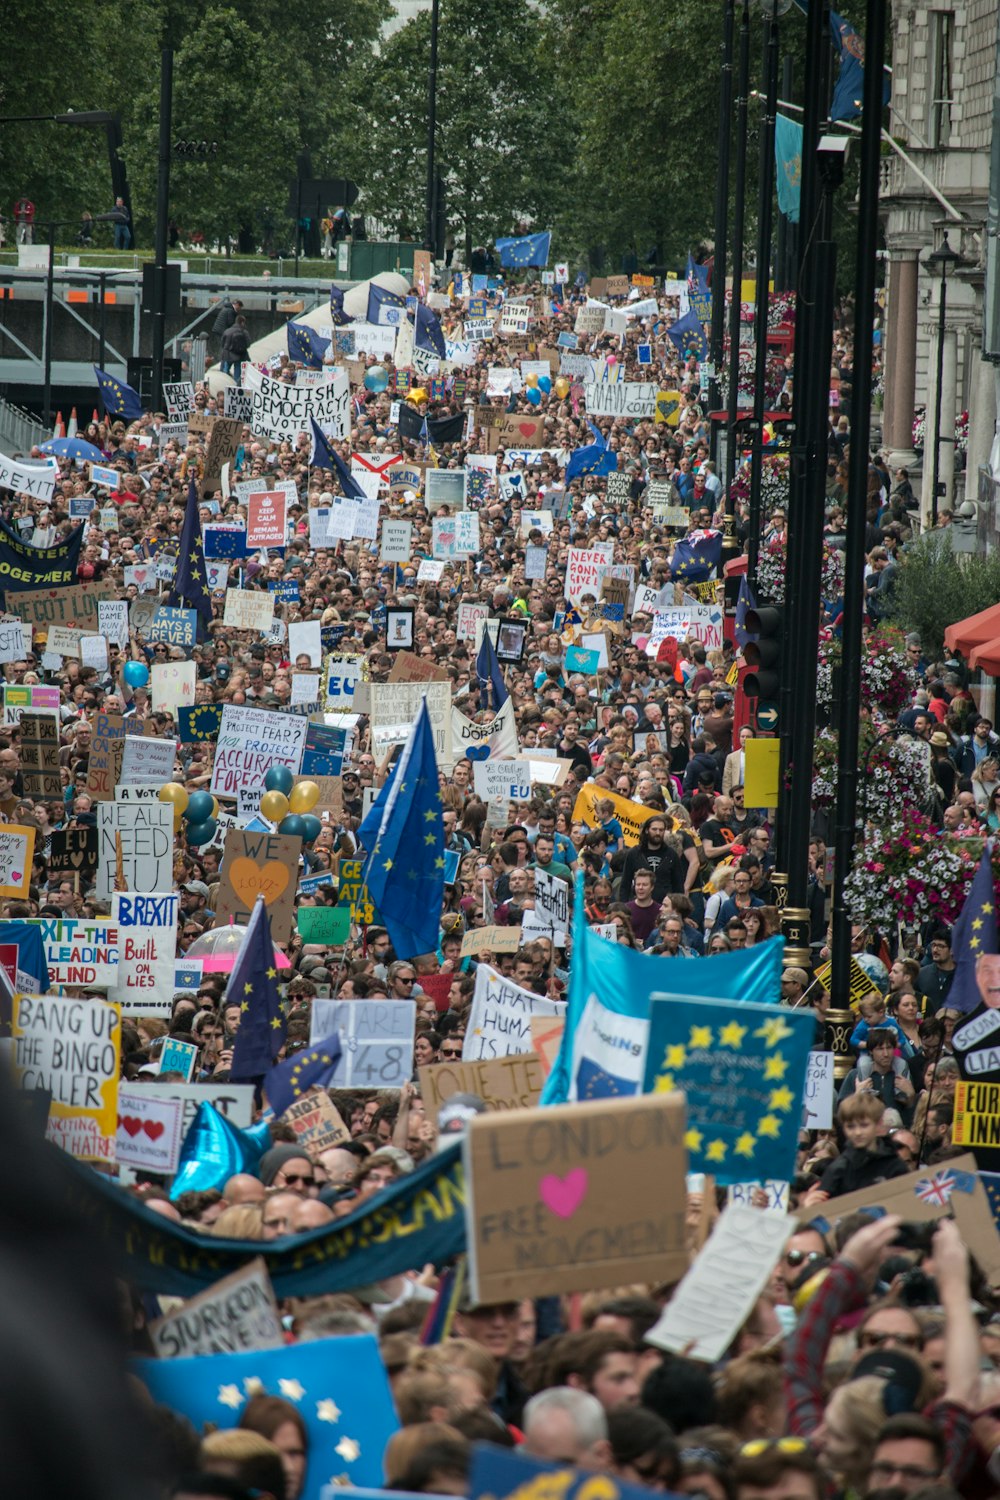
886, 531, 1000, 660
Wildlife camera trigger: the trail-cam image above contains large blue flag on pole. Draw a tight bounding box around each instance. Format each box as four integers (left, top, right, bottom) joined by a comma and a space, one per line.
229, 897, 287, 1084
309, 416, 366, 499
948, 846, 998, 1014
775, 113, 803, 223
790, 2, 890, 122
94, 366, 143, 421
166, 474, 213, 624
495, 231, 551, 268
476, 627, 508, 712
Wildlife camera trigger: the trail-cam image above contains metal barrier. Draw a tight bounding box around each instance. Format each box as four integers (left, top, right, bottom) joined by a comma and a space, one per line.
0, 396, 47, 453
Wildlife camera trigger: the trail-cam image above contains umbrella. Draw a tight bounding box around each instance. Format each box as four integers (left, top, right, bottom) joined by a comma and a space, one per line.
186, 922, 292, 973
39, 437, 104, 462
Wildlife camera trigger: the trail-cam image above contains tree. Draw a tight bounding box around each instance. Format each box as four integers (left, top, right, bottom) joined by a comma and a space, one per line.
886, 531, 1000, 660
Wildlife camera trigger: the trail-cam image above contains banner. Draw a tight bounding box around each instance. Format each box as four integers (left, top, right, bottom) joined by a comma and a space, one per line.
0, 519, 84, 593
463, 965, 564, 1062
572, 784, 655, 846
30, 915, 119, 988
583, 382, 658, 419
0, 448, 57, 501
13, 992, 121, 1163
243, 365, 349, 442
452, 700, 519, 761
60, 1138, 465, 1296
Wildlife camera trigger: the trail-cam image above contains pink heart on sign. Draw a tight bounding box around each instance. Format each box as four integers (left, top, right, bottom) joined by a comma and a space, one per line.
10, 871, 21, 884
539, 1168, 588, 1219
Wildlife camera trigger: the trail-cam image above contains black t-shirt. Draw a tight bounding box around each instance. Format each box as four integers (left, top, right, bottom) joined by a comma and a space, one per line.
699, 819, 735, 861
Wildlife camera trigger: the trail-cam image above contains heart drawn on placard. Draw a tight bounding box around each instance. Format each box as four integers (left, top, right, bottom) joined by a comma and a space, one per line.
118, 1115, 143, 1137
143, 1120, 165, 1141
8, 871, 21, 885
517, 422, 537, 439
465, 745, 491, 762
539, 1167, 589, 1219
229, 856, 290, 906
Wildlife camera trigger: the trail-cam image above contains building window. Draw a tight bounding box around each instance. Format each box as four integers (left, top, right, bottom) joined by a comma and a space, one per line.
930, 9, 954, 148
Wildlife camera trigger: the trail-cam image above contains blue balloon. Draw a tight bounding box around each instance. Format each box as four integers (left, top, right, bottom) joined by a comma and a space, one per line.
299, 814, 322, 844
278, 814, 307, 839
525, 386, 541, 406
123, 660, 149, 688
186, 817, 217, 846
538, 374, 552, 394
364, 364, 390, 393
264, 765, 294, 795
185, 790, 215, 824
169, 1102, 267, 1200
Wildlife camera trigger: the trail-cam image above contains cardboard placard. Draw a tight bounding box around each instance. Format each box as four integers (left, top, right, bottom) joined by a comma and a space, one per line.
148, 1257, 284, 1358
5, 581, 116, 632
498, 414, 545, 449
419, 1053, 545, 1125
464, 1092, 688, 1303
530, 1014, 566, 1077
201, 416, 244, 496
459, 925, 523, 959
214, 829, 302, 944
387, 650, 451, 684
280, 1088, 350, 1155
19, 712, 62, 798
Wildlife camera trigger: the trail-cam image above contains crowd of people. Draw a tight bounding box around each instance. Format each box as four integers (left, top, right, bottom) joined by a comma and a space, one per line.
4, 265, 998, 1500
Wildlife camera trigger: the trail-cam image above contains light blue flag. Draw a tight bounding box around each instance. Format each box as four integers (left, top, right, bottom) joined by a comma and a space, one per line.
775, 113, 803, 224
541, 879, 785, 1106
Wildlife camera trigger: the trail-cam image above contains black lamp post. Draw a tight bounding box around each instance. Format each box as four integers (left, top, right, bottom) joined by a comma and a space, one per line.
425, 0, 441, 256
926, 231, 966, 526
724, 0, 752, 525
709, 0, 736, 471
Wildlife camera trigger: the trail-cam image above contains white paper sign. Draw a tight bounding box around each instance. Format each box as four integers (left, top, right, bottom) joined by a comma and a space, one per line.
381, 518, 413, 562
0, 447, 56, 501
584, 382, 659, 419
463, 964, 564, 1061
309, 999, 416, 1088
473, 758, 533, 802
369, 681, 452, 768
243, 364, 350, 441
95, 802, 173, 902
97, 600, 129, 650
120, 736, 176, 787
151, 660, 196, 715
115, 1086, 184, 1174
80, 634, 109, 672
111, 892, 179, 1016
223, 590, 276, 632
803, 1051, 835, 1130
210, 705, 307, 799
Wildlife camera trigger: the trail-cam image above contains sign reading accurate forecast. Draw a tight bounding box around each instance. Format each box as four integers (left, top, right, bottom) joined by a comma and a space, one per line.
641, 993, 817, 1186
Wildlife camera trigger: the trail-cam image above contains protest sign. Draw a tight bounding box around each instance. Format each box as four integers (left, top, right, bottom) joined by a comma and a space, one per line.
0, 448, 56, 501
111, 893, 179, 1015
86, 711, 140, 800
803, 1051, 835, 1130
0, 617, 30, 665
452, 699, 520, 762
48, 826, 98, 884
120, 736, 177, 787
148, 1258, 284, 1359
96, 802, 173, 902
79, 633, 109, 673
323, 653, 364, 711
201, 417, 245, 497
3, 683, 60, 729
380, 518, 412, 562
223, 590, 275, 633
215, 829, 302, 943
210, 705, 307, 800
647, 604, 724, 655
145, 606, 197, 651
464, 1091, 687, 1304
532, 869, 569, 934
335, 858, 377, 925
5, 581, 116, 633
115, 1086, 184, 1176
152, 660, 197, 715
44, 625, 81, 658
370, 681, 452, 768
19, 712, 61, 798
32, 914, 119, 988
456, 602, 490, 643
565, 547, 610, 604
0, 824, 34, 897
472, 759, 533, 803
243, 365, 349, 442
530, 1014, 566, 1077
140, 1083, 254, 1143
309, 999, 416, 1088
296, 905, 351, 946
584, 382, 658, 419
98, 599, 129, 650
419, 1054, 545, 1125
645, 1202, 796, 1362
463, 965, 564, 1061
642, 994, 817, 1185
159, 1037, 197, 1082
12, 992, 121, 1163
280, 1089, 350, 1156
572, 784, 655, 846
459, 925, 523, 959
245, 489, 288, 549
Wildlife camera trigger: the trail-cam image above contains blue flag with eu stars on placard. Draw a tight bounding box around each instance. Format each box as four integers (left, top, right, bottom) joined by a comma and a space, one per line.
229, 896, 288, 1084
642, 993, 816, 1185
367, 284, 406, 325
948, 845, 997, 1013
541, 875, 784, 1106
287, 320, 331, 369
133, 1333, 400, 1499
94, 365, 143, 421
266, 1032, 343, 1116
495, 231, 551, 268
357, 699, 445, 960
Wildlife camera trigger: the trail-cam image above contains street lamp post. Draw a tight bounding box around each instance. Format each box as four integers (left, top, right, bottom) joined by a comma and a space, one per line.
425, 0, 441, 256
724, 0, 752, 526
926, 232, 965, 526
38, 218, 80, 432
709, 0, 736, 469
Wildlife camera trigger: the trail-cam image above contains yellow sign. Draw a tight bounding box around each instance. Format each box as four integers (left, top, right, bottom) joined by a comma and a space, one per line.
744, 739, 781, 809
336, 858, 375, 925
813, 956, 876, 1007
655, 390, 682, 427
572, 785, 656, 847
954, 1082, 1000, 1147
725, 660, 740, 687
12, 993, 121, 1163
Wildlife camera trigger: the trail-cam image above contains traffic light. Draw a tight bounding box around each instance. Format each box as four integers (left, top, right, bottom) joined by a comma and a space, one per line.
742, 605, 784, 704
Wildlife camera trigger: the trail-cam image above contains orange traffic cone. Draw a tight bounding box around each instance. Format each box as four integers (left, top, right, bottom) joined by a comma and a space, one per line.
53, 411, 65, 438
67, 407, 78, 438
92, 409, 100, 424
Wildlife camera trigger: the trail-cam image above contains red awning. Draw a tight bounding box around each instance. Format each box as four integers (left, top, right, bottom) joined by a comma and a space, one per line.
943, 601, 1000, 656
969, 634, 1000, 675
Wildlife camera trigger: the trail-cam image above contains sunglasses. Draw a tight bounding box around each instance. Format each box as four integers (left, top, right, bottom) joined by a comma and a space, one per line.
784, 1248, 823, 1268
280, 1172, 314, 1187
441, 1047, 463, 1058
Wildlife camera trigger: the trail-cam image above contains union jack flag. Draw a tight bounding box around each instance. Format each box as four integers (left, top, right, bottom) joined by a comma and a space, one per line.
915, 1168, 976, 1206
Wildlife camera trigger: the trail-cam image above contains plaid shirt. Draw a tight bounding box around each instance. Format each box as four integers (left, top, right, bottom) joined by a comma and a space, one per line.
784, 1258, 976, 1483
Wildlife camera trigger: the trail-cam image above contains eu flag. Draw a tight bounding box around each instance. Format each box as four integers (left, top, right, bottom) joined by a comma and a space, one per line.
396, 404, 464, 447
166, 475, 213, 625
948, 846, 998, 1013
775, 113, 803, 224
266, 1032, 343, 1117
133, 1333, 400, 1498
686, 255, 713, 322
566, 423, 617, 483
669, 528, 723, 583
414, 301, 447, 360
667, 309, 709, 361
791, 3, 890, 122
94, 365, 143, 422
367, 284, 406, 326
330, 283, 352, 326
735, 574, 759, 650
357, 700, 445, 959
495, 231, 551, 268
229, 896, 288, 1084
287, 320, 331, 369
476, 627, 508, 712
310, 417, 366, 499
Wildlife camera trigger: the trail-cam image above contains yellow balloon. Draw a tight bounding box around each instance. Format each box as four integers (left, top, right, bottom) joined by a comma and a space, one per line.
210, 796, 219, 819
158, 782, 189, 814
554, 376, 570, 399
525, 372, 539, 388
410, 387, 428, 405
173, 808, 185, 832
260, 790, 290, 823
289, 781, 320, 815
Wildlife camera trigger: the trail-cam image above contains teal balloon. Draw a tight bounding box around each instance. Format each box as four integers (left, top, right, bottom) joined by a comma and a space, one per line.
278, 814, 307, 838
299, 814, 322, 844
123, 660, 149, 688
525, 386, 541, 406
187, 817, 216, 846
169, 1102, 267, 1200
185, 790, 215, 823
364, 364, 390, 393
538, 374, 552, 394
264, 765, 294, 795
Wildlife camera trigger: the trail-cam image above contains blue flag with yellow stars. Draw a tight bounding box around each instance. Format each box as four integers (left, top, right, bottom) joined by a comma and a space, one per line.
735, 574, 759, 651
790, 2, 890, 123
686, 254, 713, 322
667, 309, 709, 362
309, 417, 366, 499
566, 422, 617, 484
669, 528, 723, 583
330, 283, 352, 326
229, 896, 287, 1084
414, 301, 447, 360
642, 993, 816, 1185
949, 845, 998, 1014
166, 474, 213, 624
476, 626, 508, 712
367, 284, 406, 326
287, 320, 331, 369
94, 365, 143, 422
542, 874, 784, 1107
356, 699, 444, 959
133, 1333, 400, 1499
266, 1032, 343, 1117
178, 704, 223, 742
495, 231, 551, 268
